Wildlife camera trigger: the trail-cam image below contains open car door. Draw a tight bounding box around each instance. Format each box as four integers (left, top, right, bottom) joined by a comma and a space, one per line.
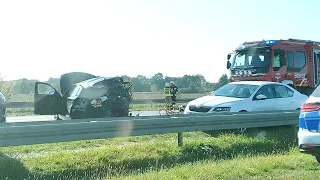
34, 82, 67, 115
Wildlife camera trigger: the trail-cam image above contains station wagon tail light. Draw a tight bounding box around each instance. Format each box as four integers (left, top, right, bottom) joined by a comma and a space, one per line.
301, 102, 320, 112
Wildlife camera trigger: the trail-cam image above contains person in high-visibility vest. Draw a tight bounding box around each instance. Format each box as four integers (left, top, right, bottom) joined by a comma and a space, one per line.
169, 81, 178, 103
164, 82, 171, 96
164, 82, 173, 111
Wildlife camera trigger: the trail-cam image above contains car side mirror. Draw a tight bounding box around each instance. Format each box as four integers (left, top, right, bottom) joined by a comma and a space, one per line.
227, 61, 231, 69
255, 94, 267, 100
227, 54, 231, 60
49, 90, 55, 95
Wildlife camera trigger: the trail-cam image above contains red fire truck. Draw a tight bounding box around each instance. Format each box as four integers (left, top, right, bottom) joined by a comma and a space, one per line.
226, 38, 320, 95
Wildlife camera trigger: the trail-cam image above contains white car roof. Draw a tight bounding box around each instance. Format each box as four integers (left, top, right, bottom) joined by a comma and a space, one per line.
229, 81, 284, 86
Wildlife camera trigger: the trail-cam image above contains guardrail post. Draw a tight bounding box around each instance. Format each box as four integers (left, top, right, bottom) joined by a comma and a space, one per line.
178, 132, 183, 146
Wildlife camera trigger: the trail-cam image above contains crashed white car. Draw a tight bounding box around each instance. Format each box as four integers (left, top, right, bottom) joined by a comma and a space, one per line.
184, 81, 308, 114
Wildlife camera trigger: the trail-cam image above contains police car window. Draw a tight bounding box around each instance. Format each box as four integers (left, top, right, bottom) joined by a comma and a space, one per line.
310, 85, 320, 98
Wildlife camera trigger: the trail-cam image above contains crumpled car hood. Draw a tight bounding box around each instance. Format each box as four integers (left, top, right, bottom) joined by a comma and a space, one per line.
60, 72, 97, 95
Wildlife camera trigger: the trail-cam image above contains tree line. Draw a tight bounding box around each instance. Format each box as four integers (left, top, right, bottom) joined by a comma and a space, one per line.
124, 73, 228, 93
0, 73, 229, 100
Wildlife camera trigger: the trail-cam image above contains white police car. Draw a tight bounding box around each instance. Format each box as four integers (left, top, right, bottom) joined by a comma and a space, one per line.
298, 85, 320, 163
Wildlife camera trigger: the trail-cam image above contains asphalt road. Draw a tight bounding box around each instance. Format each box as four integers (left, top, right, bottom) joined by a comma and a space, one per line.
6, 111, 163, 123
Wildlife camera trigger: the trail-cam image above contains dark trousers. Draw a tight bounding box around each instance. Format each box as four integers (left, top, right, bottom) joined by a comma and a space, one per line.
171, 95, 176, 103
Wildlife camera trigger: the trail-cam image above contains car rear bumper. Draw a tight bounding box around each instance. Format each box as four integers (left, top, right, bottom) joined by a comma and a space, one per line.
298, 129, 320, 155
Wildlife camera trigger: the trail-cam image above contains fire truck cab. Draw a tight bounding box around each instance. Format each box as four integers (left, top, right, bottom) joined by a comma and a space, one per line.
226, 38, 320, 96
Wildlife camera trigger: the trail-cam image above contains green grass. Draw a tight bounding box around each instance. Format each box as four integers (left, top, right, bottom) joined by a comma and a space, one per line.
0, 126, 300, 180
113, 149, 319, 180
6, 108, 34, 117
9, 94, 34, 102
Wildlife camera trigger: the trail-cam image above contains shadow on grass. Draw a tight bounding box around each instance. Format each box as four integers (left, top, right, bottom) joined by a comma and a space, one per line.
205, 125, 297, 145
0, 153, 31, 180
30, 125, 297, 179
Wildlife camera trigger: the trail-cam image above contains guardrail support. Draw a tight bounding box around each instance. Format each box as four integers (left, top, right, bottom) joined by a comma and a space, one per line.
178, 132, 183, 146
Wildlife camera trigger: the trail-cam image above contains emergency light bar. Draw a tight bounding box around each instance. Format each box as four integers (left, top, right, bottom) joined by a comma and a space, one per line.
264, 40, 277, 45
240, 38, 320, 49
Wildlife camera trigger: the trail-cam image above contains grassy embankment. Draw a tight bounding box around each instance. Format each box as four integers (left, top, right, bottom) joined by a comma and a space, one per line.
6, 92, 207, 116
0, 126, 309, 180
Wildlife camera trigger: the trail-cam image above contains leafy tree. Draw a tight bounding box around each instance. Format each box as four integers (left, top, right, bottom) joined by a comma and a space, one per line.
216, 74, 229, 88
131, 75, 152, 92
4, 73, 230, 95
150, 73, 166, 90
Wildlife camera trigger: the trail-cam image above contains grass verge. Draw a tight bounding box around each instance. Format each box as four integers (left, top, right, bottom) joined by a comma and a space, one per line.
0, 126, 299, 180
6, 108, 34, 117
113, 149, 320, 180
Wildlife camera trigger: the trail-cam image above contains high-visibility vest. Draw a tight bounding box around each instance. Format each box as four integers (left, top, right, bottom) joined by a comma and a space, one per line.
164, 87, 172, 96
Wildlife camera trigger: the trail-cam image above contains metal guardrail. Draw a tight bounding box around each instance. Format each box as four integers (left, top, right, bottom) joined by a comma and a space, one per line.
6, 99, 194, 108
0, 110, 300, 147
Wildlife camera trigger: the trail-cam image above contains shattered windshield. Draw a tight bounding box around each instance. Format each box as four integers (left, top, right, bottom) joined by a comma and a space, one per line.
232, 49, 271, 68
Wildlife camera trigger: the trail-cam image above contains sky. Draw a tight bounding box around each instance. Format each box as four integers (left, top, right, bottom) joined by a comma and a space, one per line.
1, 0, 320, 83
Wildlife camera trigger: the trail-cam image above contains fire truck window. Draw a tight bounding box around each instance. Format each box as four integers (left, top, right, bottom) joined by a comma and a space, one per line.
294, 51, 306, 69
273, 49, 286, 71
248, 55, 265, 67
288, 51, 294, 67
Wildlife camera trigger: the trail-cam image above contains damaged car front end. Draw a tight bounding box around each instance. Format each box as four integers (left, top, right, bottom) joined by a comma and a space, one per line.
68, 77, 132, 119
34, 72, 132, 119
